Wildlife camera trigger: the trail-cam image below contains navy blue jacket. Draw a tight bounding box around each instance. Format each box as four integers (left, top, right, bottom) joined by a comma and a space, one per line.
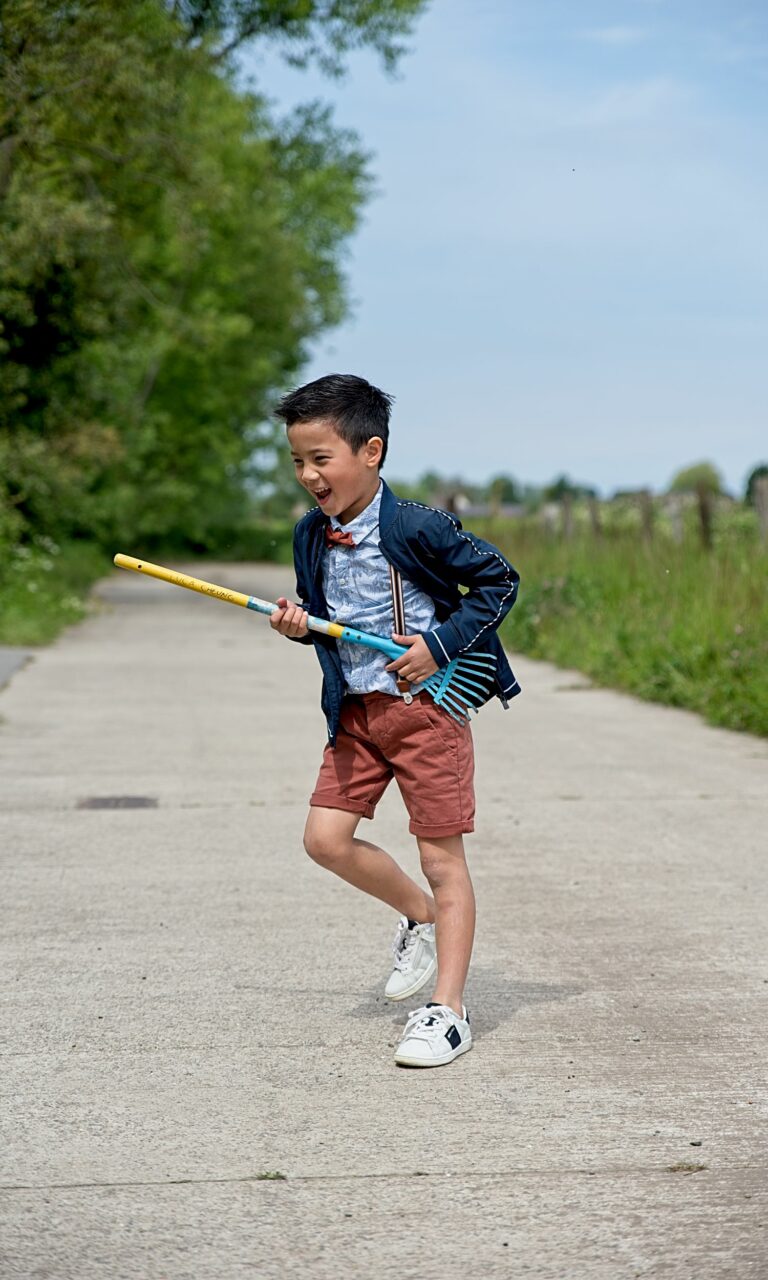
292, 480, 521, 745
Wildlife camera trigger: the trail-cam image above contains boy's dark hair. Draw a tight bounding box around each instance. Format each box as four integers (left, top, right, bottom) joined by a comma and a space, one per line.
274, 373, 393, 466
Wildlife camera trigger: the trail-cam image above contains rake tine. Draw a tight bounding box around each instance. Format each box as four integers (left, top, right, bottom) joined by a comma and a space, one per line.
454, 691, 484, 710
437, 701, 470, 725
450, 673, 490, 697
460, 662, 495, 677
437, 690, 471, 720
459, 667, 494, 683
452, 671, 492, 695
432, 683, 464, 709
429, 685, 465, 716
449, 688, 483, 710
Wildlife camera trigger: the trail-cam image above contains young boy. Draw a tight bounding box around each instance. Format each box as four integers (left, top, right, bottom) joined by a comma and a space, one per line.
271, 374, 520, 1067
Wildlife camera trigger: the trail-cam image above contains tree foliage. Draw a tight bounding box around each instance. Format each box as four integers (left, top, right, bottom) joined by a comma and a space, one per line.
487, 472, 522, 506
543, 474, 597, 502
668, 461, 724, 496
0, 0, 425, 556
172, 0, 428, 69
745, 464, 768, 508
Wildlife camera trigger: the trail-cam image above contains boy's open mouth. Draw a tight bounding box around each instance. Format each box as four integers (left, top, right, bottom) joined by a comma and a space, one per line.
313, 488, 331, 504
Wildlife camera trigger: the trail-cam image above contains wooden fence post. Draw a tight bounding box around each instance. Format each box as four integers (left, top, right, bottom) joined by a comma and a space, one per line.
754, 475, 768, 543
639, 489, 654, 544
668, 493, 684, 544
696, 483, 713, 550
561, 493, 574, 540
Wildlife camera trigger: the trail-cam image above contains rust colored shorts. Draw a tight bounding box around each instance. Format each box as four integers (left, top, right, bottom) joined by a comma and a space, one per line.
310, 692, 475, 838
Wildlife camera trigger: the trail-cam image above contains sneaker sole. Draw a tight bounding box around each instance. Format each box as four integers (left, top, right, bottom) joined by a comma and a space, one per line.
384, 955, 437, 1001
394, 1038, 473, 1068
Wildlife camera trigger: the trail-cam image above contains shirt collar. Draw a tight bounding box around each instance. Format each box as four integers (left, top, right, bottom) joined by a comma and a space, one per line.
330, 481, 382, 545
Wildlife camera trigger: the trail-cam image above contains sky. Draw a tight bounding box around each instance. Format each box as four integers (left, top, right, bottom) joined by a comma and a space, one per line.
240, 0, 768, 497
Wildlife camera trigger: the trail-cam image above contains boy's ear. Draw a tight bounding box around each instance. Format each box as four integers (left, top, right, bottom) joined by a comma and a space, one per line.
365, 436, 384, 467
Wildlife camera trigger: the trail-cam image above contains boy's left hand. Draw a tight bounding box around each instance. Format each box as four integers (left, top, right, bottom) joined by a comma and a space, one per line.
386, 633, 439, 684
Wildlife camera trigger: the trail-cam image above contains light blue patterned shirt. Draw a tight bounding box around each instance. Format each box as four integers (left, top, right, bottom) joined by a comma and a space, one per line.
322, 483, 437, 696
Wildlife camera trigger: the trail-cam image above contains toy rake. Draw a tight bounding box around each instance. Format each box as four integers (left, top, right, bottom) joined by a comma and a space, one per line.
113, 555, 496, 724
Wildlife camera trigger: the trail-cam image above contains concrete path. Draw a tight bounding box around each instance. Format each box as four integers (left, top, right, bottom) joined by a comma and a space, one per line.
1, 563, 766, 1279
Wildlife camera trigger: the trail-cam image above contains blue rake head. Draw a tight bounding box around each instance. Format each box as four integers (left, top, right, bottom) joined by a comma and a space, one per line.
421, 653, 497, 725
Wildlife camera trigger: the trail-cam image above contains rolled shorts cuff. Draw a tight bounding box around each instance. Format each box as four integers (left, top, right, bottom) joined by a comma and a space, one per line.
408, 818, 475, 838
309, 790, 376, 820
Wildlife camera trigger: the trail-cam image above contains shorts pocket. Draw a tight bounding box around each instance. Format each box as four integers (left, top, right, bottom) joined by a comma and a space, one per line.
417, 694, 459, 749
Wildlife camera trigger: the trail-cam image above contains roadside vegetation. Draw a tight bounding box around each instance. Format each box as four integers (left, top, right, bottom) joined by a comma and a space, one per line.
0, 539, 109, 646
477, 496, 768, 738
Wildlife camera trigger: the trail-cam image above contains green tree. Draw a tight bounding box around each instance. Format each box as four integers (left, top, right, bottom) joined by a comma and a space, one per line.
668, 462, 724, 495
1, 0, 423, 551
172, 0, 427, 69
486, 472, 522, 506
745, 464, 768, 508
543, 474, 597, 502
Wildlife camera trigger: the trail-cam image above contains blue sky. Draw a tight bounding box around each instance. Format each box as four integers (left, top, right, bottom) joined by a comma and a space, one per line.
241, 0, 767, 496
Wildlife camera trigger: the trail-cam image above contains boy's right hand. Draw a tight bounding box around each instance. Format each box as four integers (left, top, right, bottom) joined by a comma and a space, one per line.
270, 597, 309, 638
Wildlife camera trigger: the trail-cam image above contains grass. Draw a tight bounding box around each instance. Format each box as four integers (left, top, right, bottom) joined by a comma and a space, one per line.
473, 517, 768, 738
0, 539, 110, 646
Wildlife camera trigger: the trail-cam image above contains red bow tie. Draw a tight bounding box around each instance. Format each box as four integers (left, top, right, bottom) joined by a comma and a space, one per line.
325, 525, 356, 548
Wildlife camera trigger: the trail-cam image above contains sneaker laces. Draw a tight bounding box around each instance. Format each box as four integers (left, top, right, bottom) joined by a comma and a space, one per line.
403, 1004, 454, 1040
391, 917, 420, 972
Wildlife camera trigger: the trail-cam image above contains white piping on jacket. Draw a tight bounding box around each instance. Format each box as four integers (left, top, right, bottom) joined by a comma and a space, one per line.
430, 628, 452, 663
396, 500, 518, 654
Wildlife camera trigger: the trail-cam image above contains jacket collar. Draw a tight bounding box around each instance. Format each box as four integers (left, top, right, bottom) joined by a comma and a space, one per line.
378, 478, 398, 535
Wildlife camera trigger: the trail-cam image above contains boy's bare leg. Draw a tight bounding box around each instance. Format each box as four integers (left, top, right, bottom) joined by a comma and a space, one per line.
304, 806, 435, 924
417, 834, 475, 1017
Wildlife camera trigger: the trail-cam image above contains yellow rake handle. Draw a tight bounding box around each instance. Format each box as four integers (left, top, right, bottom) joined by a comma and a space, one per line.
113, 554, 252, 609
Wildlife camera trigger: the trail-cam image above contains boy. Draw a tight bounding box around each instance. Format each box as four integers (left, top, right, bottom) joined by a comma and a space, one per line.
271, 374, 520, 1067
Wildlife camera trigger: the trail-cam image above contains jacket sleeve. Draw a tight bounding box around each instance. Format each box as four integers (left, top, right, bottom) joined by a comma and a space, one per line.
417, 513, 520, 666
287, 524, 315, 645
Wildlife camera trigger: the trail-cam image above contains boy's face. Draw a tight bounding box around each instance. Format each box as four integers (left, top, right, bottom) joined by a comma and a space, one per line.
287, 418, 382, 524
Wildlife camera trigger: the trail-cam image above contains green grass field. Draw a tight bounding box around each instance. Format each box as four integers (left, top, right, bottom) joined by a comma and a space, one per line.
475, 516, 768, 737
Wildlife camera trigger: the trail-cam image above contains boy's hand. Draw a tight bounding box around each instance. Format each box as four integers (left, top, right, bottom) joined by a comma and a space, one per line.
270, 597, 309, 638
386, 633, 439, 684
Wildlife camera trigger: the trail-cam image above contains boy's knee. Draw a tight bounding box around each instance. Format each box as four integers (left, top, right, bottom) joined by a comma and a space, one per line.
418, 838, 466, 888
303, 817, 349, 869
419, 849, 449, 887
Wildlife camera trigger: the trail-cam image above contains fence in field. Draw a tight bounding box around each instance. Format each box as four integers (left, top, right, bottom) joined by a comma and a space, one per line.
442, 476, 768, 551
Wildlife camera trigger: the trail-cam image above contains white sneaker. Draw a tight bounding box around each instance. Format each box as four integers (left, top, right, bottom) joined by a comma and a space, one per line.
384, 916, 437, 1001
394, 1003, 472, 1068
